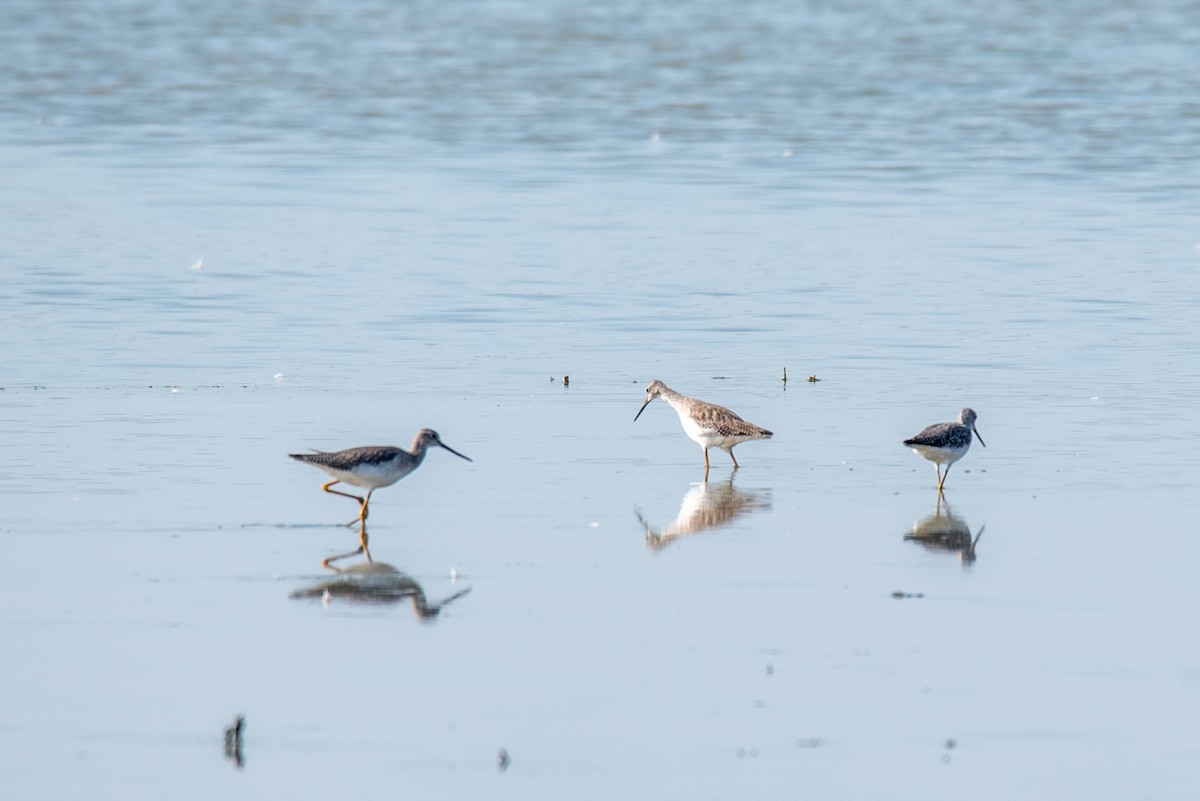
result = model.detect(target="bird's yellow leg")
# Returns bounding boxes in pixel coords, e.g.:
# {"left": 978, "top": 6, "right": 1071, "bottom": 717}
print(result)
{"left": 937, "top": 464, "right": 952, "bottom": 491}
{"left": 322, "top": 480, "right": 365, "bottom": 505}
{"left": 321, "top": 481, "right": 370, "bottom": 528}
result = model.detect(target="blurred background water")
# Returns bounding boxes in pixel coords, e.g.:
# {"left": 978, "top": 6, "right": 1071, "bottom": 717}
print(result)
{"left": 1, "top": 1, "right": 1199, "bottom": 799}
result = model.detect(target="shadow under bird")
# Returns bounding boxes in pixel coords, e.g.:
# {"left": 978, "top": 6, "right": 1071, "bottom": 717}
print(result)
{"left": 290, "top": 429, "right": 471, "bottom": 524}
{"left": 634, "top": 379, "right": 772, "bottom": 474}
{"left": 903, "top": 408, "right": 985, "bottom": 491}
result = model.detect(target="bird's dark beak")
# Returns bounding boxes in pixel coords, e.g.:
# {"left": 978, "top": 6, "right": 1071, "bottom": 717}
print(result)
{"left": 634, "top": 397, "right": 652, "bottom": 422}
{"left": 973, "top": 426, "right": 986, "bottom": 448}
{"left": 439, "top": 442, "right": 473, "bottom": 462}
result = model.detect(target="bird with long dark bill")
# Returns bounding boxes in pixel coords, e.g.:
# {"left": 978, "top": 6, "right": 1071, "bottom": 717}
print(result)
{"left": 290, "top": 428, "right": 471, "bottom": 524}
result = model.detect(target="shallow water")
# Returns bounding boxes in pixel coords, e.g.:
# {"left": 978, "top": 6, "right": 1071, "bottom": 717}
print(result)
{"left": 3, "top": 0, "right": 1200, "bottom": 798}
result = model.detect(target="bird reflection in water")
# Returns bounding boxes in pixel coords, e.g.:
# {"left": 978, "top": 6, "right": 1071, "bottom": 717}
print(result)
{"left": 904, "top": 493, "right": 984, "bottom": 566}
{"left": 291, "top": 528, "right": 471, "bottom": 620}
{"left": 637, "top": 477, "right": 771, "bottom": 550}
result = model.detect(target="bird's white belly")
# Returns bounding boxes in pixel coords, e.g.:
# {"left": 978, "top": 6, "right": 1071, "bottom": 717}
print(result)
{"left": 678, "top": 414, "right": 713, "bottom": 445}
{"left": 700, "top": 432, "right": 754, "bottom": 449}
{"left": 677, "top": 417, "right": 740, "bottom": 449}
{"left": 910, "top": 444, "right": 969, "bottom": 465}
{"left": 325, "top": 461, "right": 412, "bottom": 490}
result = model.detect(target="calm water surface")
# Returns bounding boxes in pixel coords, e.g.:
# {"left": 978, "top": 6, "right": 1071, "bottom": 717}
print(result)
{"left": 2, "top": 1, "right": 1199, "bottom": 799}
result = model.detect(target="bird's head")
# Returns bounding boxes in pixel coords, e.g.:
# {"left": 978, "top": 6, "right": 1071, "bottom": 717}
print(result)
{"left": 635, "top": 379, "right": 667, "bottom": 421}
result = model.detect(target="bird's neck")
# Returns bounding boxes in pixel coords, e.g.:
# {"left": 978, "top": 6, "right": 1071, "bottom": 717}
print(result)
{"left": 657, "top": 385, "right": 685, "bottom": 406}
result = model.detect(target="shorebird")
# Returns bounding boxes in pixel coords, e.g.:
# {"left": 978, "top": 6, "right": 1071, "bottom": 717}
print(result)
{"left": 290, "top": 429, "right": 471, "bottom": 524}
{"left": 903, "top": 408, "right": 985, "bottom": 491}
{"left": 634, "top": 379, "right": 773, "bottom": 474}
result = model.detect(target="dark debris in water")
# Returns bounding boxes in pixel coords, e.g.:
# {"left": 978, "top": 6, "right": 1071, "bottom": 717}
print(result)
{"left": 223, "top": 714, "right": 245, "bottom": 769}
{"left": 892, "top": 590, "right": 925, "bottom": 599}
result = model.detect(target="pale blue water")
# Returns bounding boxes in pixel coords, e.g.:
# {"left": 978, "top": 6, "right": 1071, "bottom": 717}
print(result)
{"left": 2, "top": 1, "right": 1199, "bottom": 799}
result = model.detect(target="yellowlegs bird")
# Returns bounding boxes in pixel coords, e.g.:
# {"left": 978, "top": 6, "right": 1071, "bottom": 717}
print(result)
{"left": 903, "top": 408, "right": 985, "bottom": 491}
{"left": 634, "top": 379, "right": 772, "bottom": 474}
{"left": 290, "top": 429, "right": 471, "bottom": 524}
